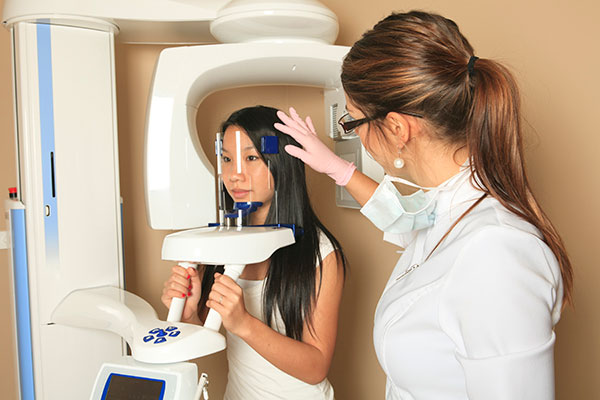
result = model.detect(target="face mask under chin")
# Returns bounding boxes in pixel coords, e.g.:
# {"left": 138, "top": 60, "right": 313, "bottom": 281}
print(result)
{"left": 360, "top": 167, "right": 470, "bottom": 234}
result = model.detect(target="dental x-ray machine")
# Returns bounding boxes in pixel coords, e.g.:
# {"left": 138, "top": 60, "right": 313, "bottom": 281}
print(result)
{"left": 2, "top": 0, "right": 383, "bottom": 399}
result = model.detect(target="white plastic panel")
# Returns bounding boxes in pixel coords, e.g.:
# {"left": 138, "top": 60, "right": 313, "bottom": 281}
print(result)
{"left": 52, "top": 287, "right": 227, "bottom": 363}
{"left": 0, "top": 230, "right": 9, "bottom": 249}
{"left": 39, "top": 324, "right": 123, "bottom": 399}
{"left": 210, "top": 0, "right": 338, "bottom": 44}
{"left": 2, "top": 0, "right": 229, "bottom": 45}
{"left": 33, "top": 20, "right": 124, "bottom": 329}
{"left": 2, "top": 0, "right": 225, "bottom": 21}
{"left": 324, "top": 87, "right": 346, "bottom": 140}
{"left": 145, "top": 42, "right": 350, "bottom": 230}
{"left": 90, "top": 357, "right": 197, "bottom": 400}
{"left": 335, "top": 137, "right": 385, "bottom": 209}
{"left": 11, "top": 21, "right": 124, "bottom": 399}
{"left": 3, "top": 0, "right": 339, "bottom": 45}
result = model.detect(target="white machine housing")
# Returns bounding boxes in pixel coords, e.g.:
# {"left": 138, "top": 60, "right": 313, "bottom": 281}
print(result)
{"left": 145, "top": 42, "right": 352, "bottom": 229}
{"left": 4, "top": 17, "right": 126, "bottom": 400}
{"left": 90, "top": 357, "right": 198, "bottom": 400}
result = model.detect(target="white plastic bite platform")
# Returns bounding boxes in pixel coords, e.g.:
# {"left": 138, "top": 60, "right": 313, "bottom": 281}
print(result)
{"left": 162, "top": 226, "right": 295, "bottom": 265}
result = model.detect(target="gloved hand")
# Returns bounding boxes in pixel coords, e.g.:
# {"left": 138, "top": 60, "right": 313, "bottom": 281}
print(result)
{"left": 274, "top": 107, "right": 356, "bottom": 186}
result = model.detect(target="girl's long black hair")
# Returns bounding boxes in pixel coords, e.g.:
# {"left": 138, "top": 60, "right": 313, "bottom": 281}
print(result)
{"left": 198, "top": 105, "right": 346, "bottom": 341}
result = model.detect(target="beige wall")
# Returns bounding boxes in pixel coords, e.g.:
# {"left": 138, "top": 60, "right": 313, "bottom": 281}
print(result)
{"left": 0, "top": 0, "right": 17, "bottom": 395}
{"left": 1, "top": 0, "right": 598, "bottom": 399}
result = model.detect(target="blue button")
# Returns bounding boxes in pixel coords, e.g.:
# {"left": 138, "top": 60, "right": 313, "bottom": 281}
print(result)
{"left": 168, "top": 331, "right": 180, "bottom": 337}
{"left": 149, "top": 328, "right": 161, "bottom": 334}
{"left": 156, "top": 330, "right": 167, "bottom": 337}
{"left": 154, "top": 337, "right": 167, "bottom": 344}
{"left": 143, "top": 335, "right": 154, "bottom": 343}
{"left": 165, "top": 326, "right": 178, "bottom": 332}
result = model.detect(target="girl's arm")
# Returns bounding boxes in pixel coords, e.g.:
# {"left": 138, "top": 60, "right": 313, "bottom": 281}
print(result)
{"left": 207, "top": 251, "right": 345, "bottom": 385}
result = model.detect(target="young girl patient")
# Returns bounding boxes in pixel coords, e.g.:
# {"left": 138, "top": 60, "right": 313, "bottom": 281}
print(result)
{"left": 161, "top": 105, "right": 346, "bottom": 399}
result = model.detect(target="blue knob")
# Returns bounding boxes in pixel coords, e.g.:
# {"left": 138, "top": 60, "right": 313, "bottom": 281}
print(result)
{"left": 143, "top": 335, "right": 154, "bottom": 343}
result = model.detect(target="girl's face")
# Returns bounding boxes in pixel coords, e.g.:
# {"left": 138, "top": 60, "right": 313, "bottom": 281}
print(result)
{"left": 221, "top": 126, "right": 275, "bottom": 216}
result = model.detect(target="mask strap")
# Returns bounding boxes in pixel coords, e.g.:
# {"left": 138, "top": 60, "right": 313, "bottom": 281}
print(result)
{"left": 385, "top": 166, "right": 471, "bottom": 192}
{"left": 385, "top": 174, "right": 437, "bottom": 191}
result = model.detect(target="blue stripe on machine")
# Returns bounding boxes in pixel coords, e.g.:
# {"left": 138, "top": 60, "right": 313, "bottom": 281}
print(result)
{"left": 36, "top": 22, "right": 59, "bottom": 262}
{"left": 11, "top": 208, "right": 35, "bottom": 400}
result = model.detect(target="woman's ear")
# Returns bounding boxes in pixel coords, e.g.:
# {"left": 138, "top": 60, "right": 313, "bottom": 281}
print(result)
{"left": 383, "top": 111, "right": 412, "bottom": 149}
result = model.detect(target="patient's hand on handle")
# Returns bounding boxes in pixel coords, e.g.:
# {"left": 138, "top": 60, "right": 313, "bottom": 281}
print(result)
{"left": 161, "top": 264, "right": 203, "bottom": 325}
{"left": 206, "top": 273, "right": 254, "bottom": 337}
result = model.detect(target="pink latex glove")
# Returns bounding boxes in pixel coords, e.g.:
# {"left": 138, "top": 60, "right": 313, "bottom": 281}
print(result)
{"left": 274, "top": 107, "right": 356, "bottom": 186}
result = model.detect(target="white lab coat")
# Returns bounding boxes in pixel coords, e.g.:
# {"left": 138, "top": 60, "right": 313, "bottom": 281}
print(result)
{"left": 372, "top": 170, "right": 563, "bottom": 400}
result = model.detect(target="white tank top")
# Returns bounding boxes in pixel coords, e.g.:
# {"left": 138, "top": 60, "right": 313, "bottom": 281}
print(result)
{"left": 224, "top": 233, "right": 336, "bottom": 400}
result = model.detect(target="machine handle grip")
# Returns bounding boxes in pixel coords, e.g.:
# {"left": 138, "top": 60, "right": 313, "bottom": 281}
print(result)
{"left": 203, "top": 264, "right": 245, "bottom": 331}
{"left": 166, "top": 262, "right": 197, "bottom": 322}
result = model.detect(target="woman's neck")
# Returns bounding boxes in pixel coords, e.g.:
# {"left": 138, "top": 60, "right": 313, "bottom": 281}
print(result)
{"left": 407, "top": 140, "right": 468, "bottom": 188}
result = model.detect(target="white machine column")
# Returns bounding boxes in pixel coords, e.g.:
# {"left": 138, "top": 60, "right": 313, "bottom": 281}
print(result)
{"left": 8, "top": 19, "right": 125, "bottom": 399}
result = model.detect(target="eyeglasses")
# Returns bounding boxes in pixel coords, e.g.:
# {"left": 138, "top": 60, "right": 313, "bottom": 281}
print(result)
{"left": 337, "top": 111, "right": 424, "bottom": 135}
{"left": 337, "top": 113, "right": 374, "bottom": 135}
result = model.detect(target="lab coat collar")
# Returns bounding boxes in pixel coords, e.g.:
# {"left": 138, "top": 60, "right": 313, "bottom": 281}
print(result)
{"left": 433, "top": 166, "right": 484, "bottom": 221}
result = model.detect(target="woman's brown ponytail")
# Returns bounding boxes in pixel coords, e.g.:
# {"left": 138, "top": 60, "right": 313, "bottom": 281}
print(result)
{"left": 342, "top": 10, "right": 573, "bottom": 305}
{"left": 467, "top": 58, "right": 573, "bottom": 305}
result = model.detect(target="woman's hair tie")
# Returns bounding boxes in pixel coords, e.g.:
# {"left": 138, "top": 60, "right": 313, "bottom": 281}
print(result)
{"left": 467, "top": 55, "right": 479, "bottom": 77}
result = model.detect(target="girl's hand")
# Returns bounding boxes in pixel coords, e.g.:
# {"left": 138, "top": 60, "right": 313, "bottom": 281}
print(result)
{"left": 207, "top": 273, "right": 253, "bottom": 337}
{"left": 274, "top": 107, "right": 356, "bottom": 186}
{"left": 161, "top": 264, "right": 202, "bottom": 323}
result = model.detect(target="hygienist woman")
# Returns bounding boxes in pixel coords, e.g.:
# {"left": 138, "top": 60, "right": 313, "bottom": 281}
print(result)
{"left": 275, "top": 10, "right": 572, "bottom": 400}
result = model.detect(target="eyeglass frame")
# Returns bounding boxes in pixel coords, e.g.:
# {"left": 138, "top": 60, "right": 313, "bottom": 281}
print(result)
{"left": 337, "top": 111, "right": 424, "bottom": 135}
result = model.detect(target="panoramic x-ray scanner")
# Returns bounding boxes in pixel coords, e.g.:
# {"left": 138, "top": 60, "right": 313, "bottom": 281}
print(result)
{"left": 1, "top": 1, "right": 381, "bottom": 399}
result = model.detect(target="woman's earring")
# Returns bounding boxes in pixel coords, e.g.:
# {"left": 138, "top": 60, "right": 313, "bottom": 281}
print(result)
{"left": 394, "top": 148, "right": 405, "bottom": 169}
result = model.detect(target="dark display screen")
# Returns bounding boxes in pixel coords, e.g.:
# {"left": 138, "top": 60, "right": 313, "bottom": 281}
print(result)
{"left": 102, "top": 373, "right": 166, "bottom": 400}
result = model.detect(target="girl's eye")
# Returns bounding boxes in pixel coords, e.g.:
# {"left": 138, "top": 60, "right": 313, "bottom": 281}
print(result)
{"left": 222, "top": 155, "right": 231, "bottom": 163}
{"left": 247, "top": 155, "right": 259, "bottom": 161}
